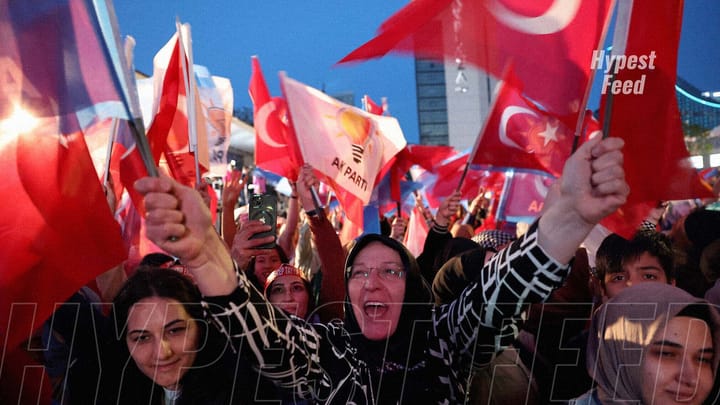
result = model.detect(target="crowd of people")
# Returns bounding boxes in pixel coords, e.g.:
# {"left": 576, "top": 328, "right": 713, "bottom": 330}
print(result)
{"left": 36, "top": 135, "right": 720, "bottom": 404}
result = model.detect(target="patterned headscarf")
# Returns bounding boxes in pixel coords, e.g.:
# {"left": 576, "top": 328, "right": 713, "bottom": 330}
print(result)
{"left": 472, "top": 229, "right": 516, "bottom": 250}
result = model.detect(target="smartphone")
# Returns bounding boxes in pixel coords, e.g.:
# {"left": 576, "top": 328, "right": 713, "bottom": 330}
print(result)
{"left": 249, "top": 193, "right": 277, "bottom": 249}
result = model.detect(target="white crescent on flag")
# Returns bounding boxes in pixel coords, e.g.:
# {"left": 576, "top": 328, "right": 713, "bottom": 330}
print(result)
{"left": 255, "top": 101, "right": 287, "bottom": 149}
{"left": 499, "top": 105, "right": 537, "bottom": 150}
{"left": 488, "top": 0, "right": 581, "bottom": 35}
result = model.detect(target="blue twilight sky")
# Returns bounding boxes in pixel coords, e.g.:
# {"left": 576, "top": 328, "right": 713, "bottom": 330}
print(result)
{"left": 114, "top": 1, "right": 720, "bottom": 144}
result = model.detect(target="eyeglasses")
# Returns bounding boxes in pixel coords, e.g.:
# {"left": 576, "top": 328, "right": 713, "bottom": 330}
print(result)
{"left": 349, "top": 264, "right": 405, "bottom": 281}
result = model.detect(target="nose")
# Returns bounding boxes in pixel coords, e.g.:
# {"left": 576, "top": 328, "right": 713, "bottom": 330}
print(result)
{"left": 362, "top": 270, "right": 382, "bottom": 290}
{"left": 282, "top": 289, "right": 294, "bottom": 302}
{"left": 677, "top": 355, "right": 701, "bottom": 388}
{"left": 155, "top": 337, "right": 173, "bottom": 361}
{"left": 626, "top": 273, "right": 643, "bottom": 288}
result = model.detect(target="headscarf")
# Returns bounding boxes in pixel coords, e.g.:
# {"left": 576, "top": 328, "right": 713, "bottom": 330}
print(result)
{"left": 342, "top": 234, "right": 434, "bottom": 400}
{"left": 586, "top": 283, "right": 720, "bottom": 404}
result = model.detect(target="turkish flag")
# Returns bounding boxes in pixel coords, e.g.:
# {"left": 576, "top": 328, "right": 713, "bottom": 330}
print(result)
{"left": 389, "top": 143, "right": 457, "bottom": 201}
{"left": 249, "top": 56, "right": 302, "bottom": 181}
{"left": 0, "top": 0, "right": 127, "bottom": 352}
{"left": 339, "top": 0, "right": 613, "bottom": 116}
{"left": 471, "top": 70, "right": 581, "bottom": 178}
{"left": 151, "top": 26, "right": 210, "bottom": 189}
{"left": 598, "top": 0, "right": 713, "bottom": 236}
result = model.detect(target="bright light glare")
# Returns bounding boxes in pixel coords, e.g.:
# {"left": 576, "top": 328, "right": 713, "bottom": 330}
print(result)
{"left": 1, "top": 105, "right": 39, "bottom": 134}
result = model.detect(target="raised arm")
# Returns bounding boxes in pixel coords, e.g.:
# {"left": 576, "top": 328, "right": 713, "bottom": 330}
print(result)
{"left": 135, "top": 175, "right": 329, "bottom": 395}
{"left": 297, "top": 164, "right": 346, "bottom": 321}
{"left": 136, "top": 175, "right": 236, "bottom": 296}
{"left": 221, "top": 169, "right": 245, "bottom": 247}
{"left": 435, "top": 136, "right": 628, "bottom": 353}
{"left": 537, "top": 135, "right": 628, "bottom": 263}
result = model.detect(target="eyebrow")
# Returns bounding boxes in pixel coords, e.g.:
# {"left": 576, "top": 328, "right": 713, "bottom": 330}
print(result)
{"left": 353, "top": 261, "right": 403, "bottom": 267}
{"left": 650, "top": 340, "right": 714, "bottom": 354}
{"left": 127, "top": 319, "right": 186, "bottom": 336}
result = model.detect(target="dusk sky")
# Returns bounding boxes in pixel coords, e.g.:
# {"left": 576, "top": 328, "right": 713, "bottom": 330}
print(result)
{"left": 114, "top": 1, "right": 720, "bottom": 144}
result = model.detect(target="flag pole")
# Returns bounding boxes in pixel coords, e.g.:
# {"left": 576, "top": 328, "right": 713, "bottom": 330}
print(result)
{"left": 571, "top": 0, "right": 618, "bottom": 152}
{"left": 93, "top": 0, "right": 157, "bottom": 176}
{"left": 600, "top": 59, "right": 617, "bottom": 139}
{"left": 103, "top": 117, "right": 120, "bottom": 186}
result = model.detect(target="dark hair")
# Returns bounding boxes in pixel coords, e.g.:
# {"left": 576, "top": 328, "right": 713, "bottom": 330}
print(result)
{"left": 101, "top": 267, "right": 238, "bottom": 404}
{"left": 701, "top": 239, "right": 720, "bottom": 282}
{"left": 431, "top": 237, "right": 481, "bottom": 274}
{"left": 139, "top": 252, "right": 178, "bottom": 267}
{"left": 595, "top": 233, "right": 627, "bottom": 287}
{"left": 246, "top": 244, "right": 289, "bottom": 290}
{"left": 622, "top": 231, "right": 675, "bottom": 281}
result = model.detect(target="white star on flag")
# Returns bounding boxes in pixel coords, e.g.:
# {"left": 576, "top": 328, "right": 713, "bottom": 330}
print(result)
{"left": 537, "top": 120, "right": 559, "bottom": 147}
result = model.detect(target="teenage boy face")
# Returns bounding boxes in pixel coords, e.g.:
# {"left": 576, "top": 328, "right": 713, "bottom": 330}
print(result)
{"left": 603, "top": 252, "right": 673, "bottom": 300}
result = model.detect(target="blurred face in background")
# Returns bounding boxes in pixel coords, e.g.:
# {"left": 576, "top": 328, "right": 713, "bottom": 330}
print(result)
{"left": 268, "top": 274, "right": 310, "bottom": 319}
{"left": 254, "top": 250, "right": 282, "bottom": 286}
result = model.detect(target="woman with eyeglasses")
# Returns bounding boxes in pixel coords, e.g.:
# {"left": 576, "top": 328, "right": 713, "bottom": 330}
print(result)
{"left": 137, "top": 136, "right": 629, "bottom": 403}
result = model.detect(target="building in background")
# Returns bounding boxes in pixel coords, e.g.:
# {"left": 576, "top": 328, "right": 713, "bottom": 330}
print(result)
{"left": 415, "top": 59, "right": 496, "bottom": 151}
{"left": 676, "top": 76, "right": 720, "bottom": 168}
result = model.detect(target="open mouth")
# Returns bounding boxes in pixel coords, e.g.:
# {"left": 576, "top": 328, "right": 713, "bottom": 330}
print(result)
{"left": 364, "top": 301, "right": 388, "bottom": 318}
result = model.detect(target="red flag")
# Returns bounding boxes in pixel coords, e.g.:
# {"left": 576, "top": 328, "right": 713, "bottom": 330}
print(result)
{"left": 146, "top": 26, "right": 209, "bottom": 189}
{"left": 471, "top": 69, "right": 583, "bottom": 178}
{"left": 403, "top": 206, "right": 430, "bottom": 257}
{"left": 598, "top": 0, "right": 713, "bottom": 236}
{"left": 411, "top": 152, "right": 468, "bottom": 208}
{"left": 362, "top": 94, "right": 385, "bottom": 115}
{"left": 497, "top": 171, "right": 554, "bottom": 223}
{"left": 280, "top": 74, "right": 406, "bottom": 226}
{"left": 110, "top": 119, "right": 148, "bottom": 213}
{"left": 339, "top": 0, "right": 613, "bottom": 116}
{"left": 390, "top": 144, "right": 458, "bottom": 200}
{"left": 249, "top": 56, "right": 302, "bottom": 181}
{"left": 0, "top": 0, "right": 127, "bottom": 353}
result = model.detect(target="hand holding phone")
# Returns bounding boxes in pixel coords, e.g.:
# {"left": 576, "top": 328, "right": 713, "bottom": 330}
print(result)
{"left": 248, "top": 193, "right": 277, "bottom": 249}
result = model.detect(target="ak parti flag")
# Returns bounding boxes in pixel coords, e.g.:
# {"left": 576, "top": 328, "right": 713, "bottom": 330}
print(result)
{"left": 280, "top": 74, "right": 406, "bottom": 226}
{"left": 598, "top": 0, "right": 712, "bottom": 237}
{"left": 250, "top": 56, "right": 302, "bottom": 181}
{"left": 339, "top": 0, "right": 613, "bottom": 116}
{"left": 471, "top": 69, "right": 584, "bottom": 178}
{"left": 497, "top": 171, "right": 554, "bottom": 224}
{"left": 0, "top": 0, "right": 126, "bottom": 358}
